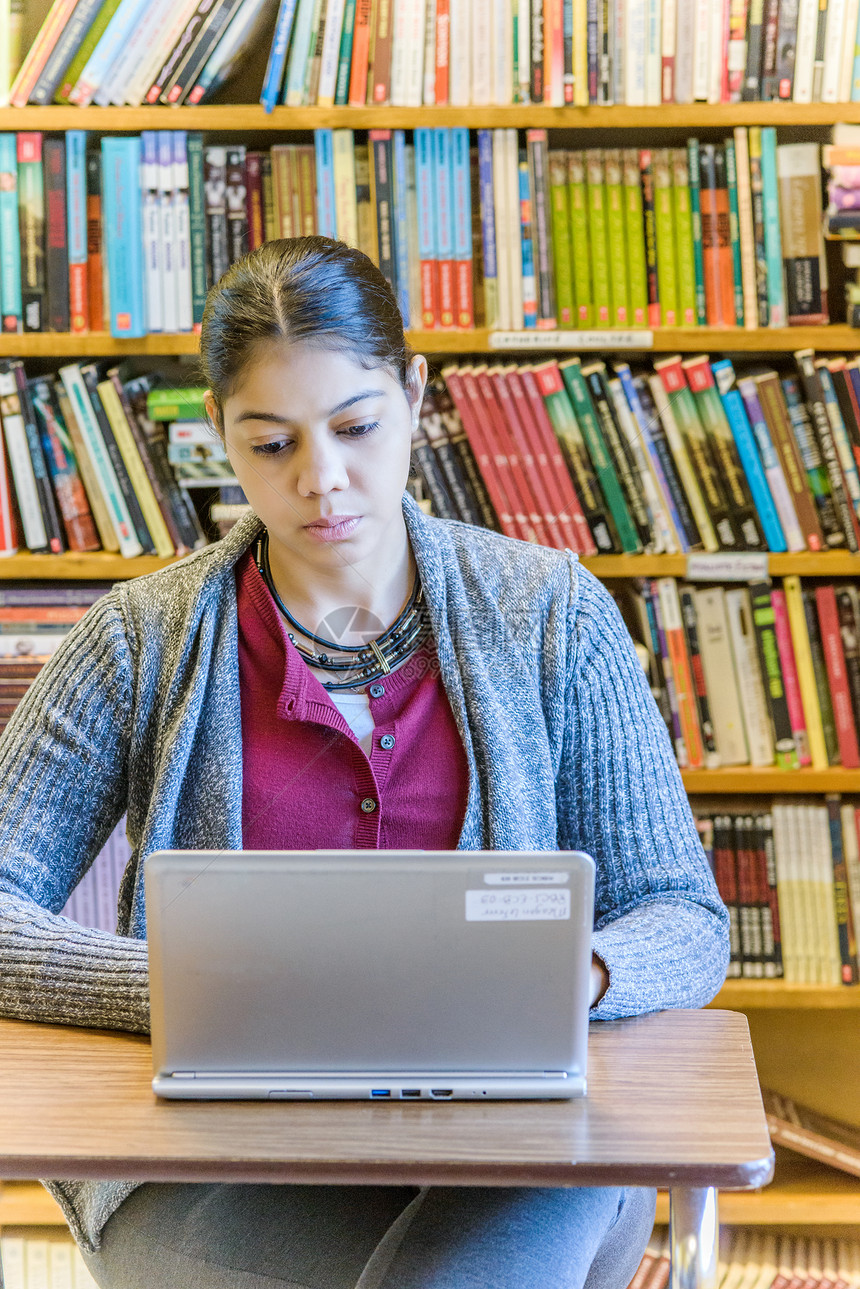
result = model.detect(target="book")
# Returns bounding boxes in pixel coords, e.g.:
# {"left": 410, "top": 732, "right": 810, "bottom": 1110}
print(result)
{"left": 725, "top": 585, "right": 775, "bottom": 765}
{"left": 17, "top": 132, "right": 46, "bottom": 333}
{"left": 28, "top": 376, "right": 100, "bottom": 552}
{"left": 0, "top": 359, "right": 49, "bottom": 551}
{"left": 776, "top": 142, "right": 829, "bottom": 324}
{"left": 749, "top": 580, "right": 800, "bottom": 770}
{"left": 100, "top": 136, "right": 146, "bottom": 337}
{"left": 693, "top": 586, "right": 750, "bottom": 764}
{"left": 816, "top": 582, "right": 860, "bottom": 769}
{"left": 0, "top": 132, "right": 22, "bottom": 333}
{"left": 762, "top": 1088, "right": 860, "bottom": 1175}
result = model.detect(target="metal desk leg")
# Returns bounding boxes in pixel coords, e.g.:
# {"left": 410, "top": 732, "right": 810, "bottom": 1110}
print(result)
{"left": 669, "top": 1187, "right": 719, "bottom": 1289}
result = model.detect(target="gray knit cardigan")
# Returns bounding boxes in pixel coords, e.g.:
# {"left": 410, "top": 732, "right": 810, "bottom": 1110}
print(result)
{"left": 0, "top": 494, "right": 728, "bottom": 1251}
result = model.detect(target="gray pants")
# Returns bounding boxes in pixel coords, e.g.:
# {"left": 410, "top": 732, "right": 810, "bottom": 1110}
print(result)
{"left": 82, "top": 1182, "right": 657, "bottom": 1289}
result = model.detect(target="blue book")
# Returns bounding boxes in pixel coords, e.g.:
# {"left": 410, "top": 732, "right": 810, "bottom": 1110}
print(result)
{"left": 0, "top": 135, "right": 22, "bottom": 333}
{"left": 334, "top": 0, "right": 357, "bottom": 104}
{"left": 414, "top": 128, "right": 436, "bottom": 329}
{"left": 101, "top": 136, "right": 146, "bottom": 338}
{"left": 282, "top": 0, "right": 317, "bottom": 106}
{"left": 433, "top": 129, "right": 455, "bottom": 329}
{"left": 711, "top": 359, "right": 786, "bottom": 552}
{"left": 476, "top": 130, "right": 498, "bottom": 330}
{"left": 391, "top": 129, "right": 411, "bottom": 329}
{"left": 313, "top": 130, "right": 337, "bottom": 238}
{"left": 261, "top": 0, "right": 299, "bottom": 111}
{"left": 759, "top": 127, "right": 786, "bottom": 327}
{"left": 73, "top": 0, "right": 150, "bottom": 104}
{"left": 451, "top": 127, "right": 472, "bottom": 330}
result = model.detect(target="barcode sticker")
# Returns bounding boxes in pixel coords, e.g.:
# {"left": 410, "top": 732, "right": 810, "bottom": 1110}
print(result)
{"left": 465, "top": 889, "right": 571, "bottom": 921}
{"left": 483, "top": 872, "right": 570, "bottom": 885}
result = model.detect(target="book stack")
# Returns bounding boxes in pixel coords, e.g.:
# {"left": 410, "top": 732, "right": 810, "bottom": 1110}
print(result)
{"left": 424, "top": 352, "right": 860, "bottom": 557}
{"left": 822, "top": 124, "right": 860, "bottom": 325}
{"left": 630, "top": 1233, "right": 860, "bottom": 1289}
{"left": 3, "top": 0, "right": 274, "bottom": 108}
{"left": 147, "top": 386, "right": 238, "bottom": 487}
{"left": 0, "top": 1230, "right": 98, "bottom": 1287}
{"left": 694, "top": 797, "right": 860, "bottom": 983}
{"left": 0, "top": 126, "right": 830, "bottom": 340}
{"left": 0, "top": 361, "right": 206, "bottom": 558}
{"left": 259, "top": 0, "right": 860, "bottom": 108}
{"left": 619, "top": 576, "right": 860, "bottom": 774}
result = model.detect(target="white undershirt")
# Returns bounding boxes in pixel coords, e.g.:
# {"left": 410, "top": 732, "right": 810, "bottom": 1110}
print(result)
{"left": 325, "top": 689, "right": 374, "bottom": 754}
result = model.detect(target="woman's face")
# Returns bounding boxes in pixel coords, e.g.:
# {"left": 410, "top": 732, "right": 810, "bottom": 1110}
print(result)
{"left": 207, "top": 341, "right": 425, "bottom": 577}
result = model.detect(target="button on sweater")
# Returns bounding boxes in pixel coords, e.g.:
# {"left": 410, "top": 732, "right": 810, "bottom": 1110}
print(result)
{"left": 0, "top": 494, "right": 729, "bottom": 1251}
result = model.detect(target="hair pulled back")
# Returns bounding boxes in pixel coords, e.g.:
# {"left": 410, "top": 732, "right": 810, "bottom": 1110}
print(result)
{"left": 200, "top": 237, "right": 416, "bottom": 425}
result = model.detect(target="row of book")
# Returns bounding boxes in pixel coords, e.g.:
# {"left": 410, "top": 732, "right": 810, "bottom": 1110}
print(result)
{"left": 0, "top": 361, "right": 207, "bottom": 559}
{"left": 0, "top": 1232, "right": 97, "bottom": 1289}
{"left": 632, "top": 1233, "right": 860, "bottom": 1289}
{"left": 4, "top": 0, "right": 272, "bottom": 107}
{"left": 418, "top": 354, "right": 860, "bottom": 558}
{"left": 694, "top": 798, "right": 860, "bottom": 984}
{"left": 617, "top": 576, "right": 860, "bottom": 773}
{"left": 0, "top": 124, "right": 833, "bottom": 340}
{"left": 261, "top": 0, "right": 860, "bottom": 109}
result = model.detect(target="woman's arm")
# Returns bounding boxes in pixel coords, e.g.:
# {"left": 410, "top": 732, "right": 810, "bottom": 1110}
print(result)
{"left": 0, "top": 593, "right": 149, "bottom": 1033}
{"left": 556, "top": 563, "right": 730, "bottom": 1020}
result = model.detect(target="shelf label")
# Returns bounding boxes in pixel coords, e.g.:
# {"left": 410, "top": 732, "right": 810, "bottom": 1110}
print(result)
{"left": 489, "top": 330, "right": 654, "bottom": 350}
{"left": 685, "top": 552, "right": 770, "bottom": 582}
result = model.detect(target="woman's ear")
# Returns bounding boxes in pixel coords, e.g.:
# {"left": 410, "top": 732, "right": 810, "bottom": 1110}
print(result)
{"left": 406, "top": 355, "right": 428, "bottom": 425}
{"left": 203, "top": 391, "right": 223, "bottom": 439}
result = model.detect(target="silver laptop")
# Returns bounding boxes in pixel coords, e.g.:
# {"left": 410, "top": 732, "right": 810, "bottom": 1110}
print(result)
{"left": 145, "top": 849, "right": 595, "bottom": 1101}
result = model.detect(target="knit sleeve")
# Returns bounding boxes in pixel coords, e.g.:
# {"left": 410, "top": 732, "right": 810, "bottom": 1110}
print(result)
{"left": 555, "top": 562, "right": 730, "bottom": 1021}
{"left": 0, "top": 592, "right": 149, "bottom": 1034}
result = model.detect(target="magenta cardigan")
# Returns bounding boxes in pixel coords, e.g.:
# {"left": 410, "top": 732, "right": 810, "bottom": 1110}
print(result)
{"left": 236, "top": 550, "right": 470, "bottom": 850}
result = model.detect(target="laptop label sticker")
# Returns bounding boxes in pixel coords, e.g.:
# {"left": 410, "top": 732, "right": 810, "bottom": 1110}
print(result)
{"left": 465, "top": 890, "right": 571, "bottom": 921}
{"left": 483, "top": 872, "right": 570, "bottom": 885}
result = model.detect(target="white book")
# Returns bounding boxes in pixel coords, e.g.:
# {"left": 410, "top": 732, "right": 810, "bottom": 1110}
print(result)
{"left": 58, "top": 364, "right": 143, "bottom": 559}
{"left": 422, "top": 0, "right": 437, "bottom": 103}
{"left": 122, "top": 0, "right": 201, "bottom": 104}
{"left": 613, "top": 0, "right": 627, "bottom": 103}
{"left": 812, "top": 801, "right": 844, "bottom": 982}
{"left": 492, "top": 129, "right": 511, "bottom": 330}
{"left": 100, "top": 0, "right": 176, "bottom": 105}
{"left": 0, "top": 367, "right": 48, "bottom": 551}
{"left": 158, "top": 131, "right": 179, "bottom": 334}
{"left": 771, "top": 801, "right": 801, "bottom": 980}
{"left": 172, "top": 132, "right": 193, "bottom": 334}
{"left": 795, "top": 802, "right": 819, "bottom": 981}
{"left": 625, "top": 0, "right": 647, "bottom": 104}
{"left": 493, "top": 0, "right": 514, "bottom": 104}
{"left": 471, "top": 0, "right": 492, "bottom": 104}
{"left": 673, "top": 0, "right": 695, "bottom": 100}
{"left": 0, "top": 1236, "right": 26, "bottom": 1289}
{"left": 645, "top": 0, "right": 662, "bottom": 102}
{"left": 504, "top": 128, "right": 523, "bottom": 329}
{"left": 25, "top": 1238, "right": 50, "bottom": 1289}
{"left": 822, "top": 0, "right": 849, "bottom": 100}
{"left": 317, "top": 0, "right": 347, "bottom": 104}
{"left": 448, "top": 0, "right": 471, "bottom": 104}
{"left": 284, "top": 0, "right": 318, "bottom": 105}
{"left": 724, "top": 587, "right": 775, "bottom": 766}
{"left": 793, "top": 0, "right": 819, "bottom": 99}
{"left": 403, "top": 0, "right": 428, "bottom": 106}
{"left": 140, "top": 133, "right": 163, "bottom": 334}
{"left": 707, "top": 0, "right": 726, "bottom": 101}
{"left": 840, "top": 0, "right": 860, "bottom": 97}
{"left": 518, "top": 0, "right": 531, "bottom": 101}
{"left": 692, "top": 0, "right": 710, "bottom": 98}
{"left": 693, "top": 587, "right": 750, "bottom": 764}
{"left": 841, "top": 801, "right": 860, "bottom": 952}
{"left": 70, "top": 0, "right": 149, "bottom": 105}
{"left": 332, "top": 128, "right": 358, "bottom": 247}
{"left": 608, "top": 377, "right": 676, "bottom": 552}
{"left": 646, "top": 375, "right": 720, "bottom": 551}
{"left": 661, "top": 0, "right": 676, "bottom": 100}
{"left": 49, "top": 1239, "right": 75, "bottom": 1289}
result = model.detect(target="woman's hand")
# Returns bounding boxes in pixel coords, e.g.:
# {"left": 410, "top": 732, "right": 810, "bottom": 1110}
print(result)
{"left": 590, "top": 954, "right": 609, "bottom": 1006}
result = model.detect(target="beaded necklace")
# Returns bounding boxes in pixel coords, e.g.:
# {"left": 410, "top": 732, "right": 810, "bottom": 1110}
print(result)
{"left": 255, "top": 532, "right": 430, "bottom": 692}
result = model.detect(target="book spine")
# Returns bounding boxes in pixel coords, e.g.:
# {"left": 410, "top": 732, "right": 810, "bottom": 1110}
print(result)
{"left": 568, "top": 150, "right": 592, "bottom": 326}
{"left": 84, "top": 150, "right": 104, "bottom": 332}
{"left": 10, "top": 361, "right": 64, "bottom": 552}
{"left": 733, "top": 127, "right": 759, "bottom": 330}
{"left": 755, "top": 369, "right": 827, "bottom": 551}
{"left": 261, "top": 0, "right": 299, "bottom": 110}
{"left": 778, "top": 142, "right": 828, "bottom": 324}
{"left": 803, "top": 584, "right": 842, "bottom": 764}
{"left": 657, "top": 577, "right": 706, "bottom": 768}
{"left": 0, "top": 134, "right": 22, "bottom": 334}
{"left": 671, "top": 148, "right": 697, "bottom": 327}
{"left": 415, "top": 128, "right": 438, "bottom": 329}
{"left": 10, "top": 0, "right": 80, "bottom": 105}
{"left": 795, "top": 348, "right": 859, "bottom": 553}
{"left": 97, "top": 377, "right": 174, "bottom": 557}
{"left": 760, "top": 126, "right": 787, "bottom": 328}
{"left": 679, "top": 585, "right": 720, "bottom": 764}
{"left": 17, "top": 133, "right": 46, "bottom": 333}
{"left": 583, "top": 361, "right": 652, "bottom": 547}
{"left": 171, "top": 132, "right": 193, "bottom": 333}
{"left": 619, "top": 364, "right": 693, "bottom": 547}
{"left": 816, "top": 362, "right": 860, "bottom": 544}
{"left": 0, "top": 362, "right": 49, "bottom": 551}
{"left": 43, "top": 136, "right": 70, "bottom": 333}
{"left": 783, "top": 573, "right": 829, "bottom": 768}
{"left": 816, "top": 582, "right": 860, "bottom": 768}
{"left": 140, "top": 131, "right": 162, "bottom": 335}
{"left": 474, "top": 363, "right": 540, "bottom": 541}
{"left": 713, "top": 144, "right": 738, "bottom": 326}
{"left": 29, "top": 0, "right": 105, "bottom": 105}
{"left": 80, "top": 364, "right": 154, "bottom": 553}
{"left": 604, "top": 147, "right": 628, "bottom": 326}
{"left": 646, "top": 371, "right": 719, "bottom": 550}
{"left": 489, "top": 366, "right": 561, "bottom": 544}
{"left": 711, "top": 359, "right": 789, "bottom": 551}
{"left": 586, "top": 149, "right": 611, "bottom": 326}
{"left": 57, "top": 0, "right": 124, "bottom": 103}
{"left": 475, "top": 131, "right": 498, "bottom": 330}
{"left": 724, "top": 139, "right": 745, "bottom": 325}
{"left": 28, "top": 376, "right": 99, "bottom": 551}
{"left": 65, "top": 130, "right": 88, "bottom": 334}
{"left": 516, "top": 363, "right": 597, "bottom": 552}
{"left": 203, "top": 145, "right": 230, "bottom": 289}
{"left": 186, "top": 133, "right": 208, "bottom": 329}
{"left": 749, "top": 579, "right": 801, "bottom": 769}
{"left": 622, "top": 148, "right": 648, "bottom": 327}
{"left": 224, "top": 145, "right": 248, "bottom": 270}
{"left": 442, "top": 365, "right": 519, "bottom": 539}
{"left": 527, "top": 128, "right": 557, "bottom": 327}
{"left": 72, "top": 0, "right": 150, "bottom": 105}
{"left": 652, "top": 148, "right": 678, "bottom": 326}
{"left": 148, "top": 0, "right": 226, "bottom": 103}
{"left": 686, "top": 137, "right": 708, "bottom": 325}
{"left": 548, "top": 151, "right": 574, "bottom": 326}
{"left": 433, "top": 128, "right": 456, "bottom": 328}
{"left": 639, "top": 148, "right": 660, "bottom": 327}
{"left": 101, "top": 136, "right": 146, "bottom": 337}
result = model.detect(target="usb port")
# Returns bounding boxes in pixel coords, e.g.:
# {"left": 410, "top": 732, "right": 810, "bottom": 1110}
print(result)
{"left": 430, "top": 1089, "right": 453, "bottom": 1098}
{"left": 400, "top": 1089, "right": 421, "bottom": 1098}
{"left": 370, "top": 1089, "right": 391, "bottom": 1097}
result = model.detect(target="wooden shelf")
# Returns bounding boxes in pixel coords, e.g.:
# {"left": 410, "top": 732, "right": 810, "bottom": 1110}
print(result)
{"left": 3, "top": 326, "right": 860, "bottom": 358}
{"left": 710, "top": 982, "right": 860, "bottom": 1009}
{"left": 0, "top": 1182, "right": 64, "bottom": 1226}
{"left": 5, "top": 104, "right": 860, "bottom": 130}
{"left": 654, "top": 1153, "right": 860, "bottom": 1224}
{"left": 682, "top": 767, "right": 860, "bottom": 793}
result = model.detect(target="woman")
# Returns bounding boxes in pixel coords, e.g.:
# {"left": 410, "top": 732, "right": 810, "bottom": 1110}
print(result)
{"left": 0, "top": 237, "right": 728, "bottom": 1289}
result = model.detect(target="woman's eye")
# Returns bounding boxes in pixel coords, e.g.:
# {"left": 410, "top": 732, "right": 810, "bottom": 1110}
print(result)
{"left": 339, "top": 421, "right": 380, "bottom": 438}
{"left": 249, "top": 440, "right": 290, "bottom": 457}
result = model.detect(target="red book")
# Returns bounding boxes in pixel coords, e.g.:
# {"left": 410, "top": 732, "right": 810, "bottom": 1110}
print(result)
{"left": 244, "top": 152, "right": 265, "bottom": 252}
{"left": 434, "top": 0, "right": 450, "bottom": 103}
{"left": 442, "top": 365, "right": 520, "bottom": 541}
{"left": 369, "top": 0, "right": 393, "bottom": 103}
{"left": 0, "top": 429, "right": 19, "bottom": 555}
{"left": 713, "top": 145, "right": 737, "bottom": 325}
{"left": 348, "top": 0, "right": 375, "bottom": 105}
{"left": 816, "top": 584, "right": 860, "bottom": 769}
{"left": 85, "top": 152, "right": 104, "bottom": 333}
{"left": 474, "top": 365, "right": 541, "bottom": 543}
{"left": 489, "top": 366, "right": 563, "bottom": 548}
{"left": 43, "top": 137, "right": 69, "bottom": 334}
{"left": 517, "top": 363, "right": 598, "bottom": 555}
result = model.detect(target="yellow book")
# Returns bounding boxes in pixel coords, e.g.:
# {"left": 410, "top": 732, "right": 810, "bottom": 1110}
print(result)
{"left": 97, "top": 380, "right": 175, "bottom": 559}
{"left": 573, "top": 0, "right": 588, "bottom": 105}
{"left": 782, "top": 575, "right": 829, "bottom": 770}
{"left": 332, "top": 128, "right": 359, "bottom": 248}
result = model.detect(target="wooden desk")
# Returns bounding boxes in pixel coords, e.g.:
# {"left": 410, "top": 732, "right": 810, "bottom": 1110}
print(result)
{"left": 0, "top": 1009, "right": 773, "bottom": 1289}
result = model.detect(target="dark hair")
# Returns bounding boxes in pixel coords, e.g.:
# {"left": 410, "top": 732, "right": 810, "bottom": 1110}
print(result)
{"left": 200, "top": 237, "right": 416, "bottom": 426}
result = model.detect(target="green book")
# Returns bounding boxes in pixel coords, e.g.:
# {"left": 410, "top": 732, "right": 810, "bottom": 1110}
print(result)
{"left": 724, "top": 138, "right": 746, "bottom": 326}
{"left": 187, "top": 133, "right": 208, "bottom": 327}
{"left": 622, "top": 148, "right": 648, "bottom": 328}
{"left": 559, "top": 356, "right": 641, "bottom": 552}
{"left": 653, "top": 148, "right": 678, "bottom": 328}
{"left": 567, "top": 150, "right": 593, "bottom": 327}
{"left": 687, "top": 138, "right": 708, "bottom": 327}
{"left": 585, "top": 149, "right": 612, "bottom": 327}
{"left": 671, "top": 149, "right": 697, "bottom": 328}
{"left": 54, "top": 0, "right": 123, "bottom": 103}
{"left": 147, "top": 388, "right": 208, "bottom": 421}
{"left": 548, "top": 150, "right": 575, "bottom": 327}
{"left": 604, "top": 148, "right": 629, "bottom": 327}
{"left": 334, "top": 0, "right": 358, "bottom": 104}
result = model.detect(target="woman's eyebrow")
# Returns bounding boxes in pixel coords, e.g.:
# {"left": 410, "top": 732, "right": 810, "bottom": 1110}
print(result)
{"left": 234, "top": 390, "right": 388, "bottom": 425}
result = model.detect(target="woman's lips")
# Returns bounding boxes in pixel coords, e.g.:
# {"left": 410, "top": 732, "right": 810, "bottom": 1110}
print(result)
{"left": 302, "top": 516, "right": 362, "bottom": 542}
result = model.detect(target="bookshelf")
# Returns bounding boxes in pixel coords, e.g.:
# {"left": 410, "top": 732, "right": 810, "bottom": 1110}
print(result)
{"left": 1, "top": 14, "right": 858, "bottom": 1255}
